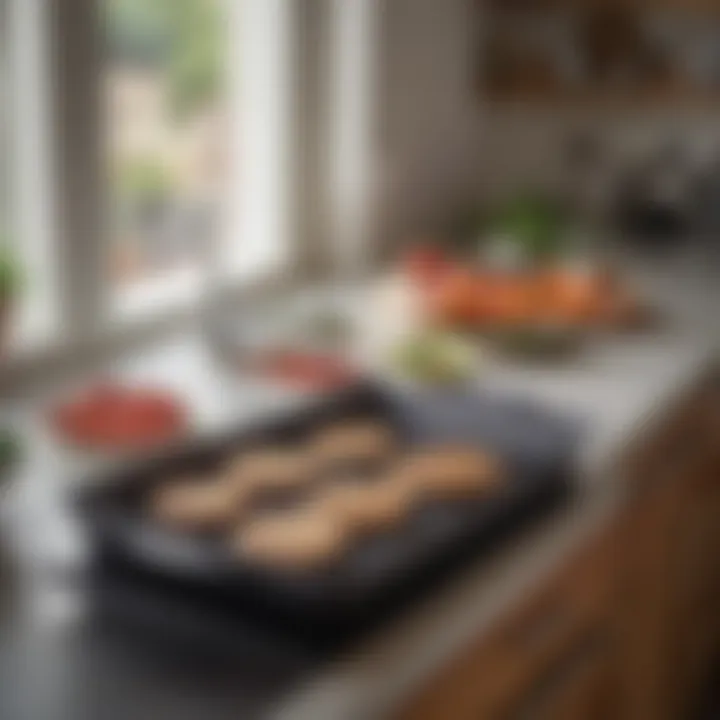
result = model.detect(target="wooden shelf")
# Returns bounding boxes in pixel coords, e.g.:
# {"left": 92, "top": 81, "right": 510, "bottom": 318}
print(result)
{"left": 482, "top": 0, "right": 720, "bottom": 110}
{"left": 484, "top": 86, "right": 720, "bottom": 111}
{"left": 488, "top": 0, "right": 720, "bottom": 11}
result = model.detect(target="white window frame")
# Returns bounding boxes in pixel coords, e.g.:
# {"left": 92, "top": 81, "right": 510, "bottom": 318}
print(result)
{"left": 4, "top": 0, "right": 58, "bottom": 352}
{"left": 60, "top": 0, "right": 310, "bottom": 332}
{"left": 0, "top": 0, "right": 372, "bottom": 391}
{"left": 48, "top": 0, "right": 297, "bottom": 342}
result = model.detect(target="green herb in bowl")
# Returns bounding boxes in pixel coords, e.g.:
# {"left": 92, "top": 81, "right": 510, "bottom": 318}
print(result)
{"left": 485, "top": 193, "right": 570, "bottom": 264}
{"left": 391, "top": 331, "right": 478, "bottom": 386}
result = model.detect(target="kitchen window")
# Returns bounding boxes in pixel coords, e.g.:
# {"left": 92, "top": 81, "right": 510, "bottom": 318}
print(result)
{"left": 0, "top": 1, "right": 9, "bottom": 274}
{"left": 104, "top": 0, "right": 227, "bottom": 315}
{"left": 0, "top": 0, "right": 373, "bottom": 383}
{"left": 2, "top": 0, "right": 58, "bottom": 351}
{"left": 1, "top": 0, "right": 296, "bottom": 373}
{"left": 103, "top": 0, "right": 293, "bottom": 318}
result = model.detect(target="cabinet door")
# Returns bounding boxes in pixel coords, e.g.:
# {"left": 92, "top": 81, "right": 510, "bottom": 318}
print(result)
{"left": 668, "top": 469, "right": 720, "bottom": 717}
{"left": 617, "top": 436, "right": 720, "bottom": 720}
{"left": 615, "top": 477, "right": 685, "bottom": 720}
{"left": 396, "top": 528, "right": 616, "bottom": 720}
{"left": 506, "top": 638, "right": 613, "bottom": 720}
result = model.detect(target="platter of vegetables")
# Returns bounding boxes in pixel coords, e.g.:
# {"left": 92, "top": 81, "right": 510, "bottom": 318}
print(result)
{"left": 399, "top": 194, "right": 652, "bottom": 360}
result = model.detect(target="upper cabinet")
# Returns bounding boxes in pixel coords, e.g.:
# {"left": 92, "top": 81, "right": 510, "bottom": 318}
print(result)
{"left": 482, "top": 0, "right": 720, "bottom": 108}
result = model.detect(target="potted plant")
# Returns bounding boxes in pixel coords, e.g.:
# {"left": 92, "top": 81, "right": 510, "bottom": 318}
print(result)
{"left": 0, "top": 428, "right": 21, "bottom": 493}
{"left": 0, "top": 244, "right": 23, "bottom": 353}
{"left": 484, "top": 193, "right": 572, "bottom": 268}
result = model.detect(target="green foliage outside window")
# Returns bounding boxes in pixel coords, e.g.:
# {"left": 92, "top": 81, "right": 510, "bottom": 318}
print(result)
{"left": 107, "top": 0, "right": 224, "bottom": 119}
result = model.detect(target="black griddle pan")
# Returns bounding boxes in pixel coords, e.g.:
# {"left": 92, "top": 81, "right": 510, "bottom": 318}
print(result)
{"left": 77, "top": 382, "right": 579, "bottom": 651}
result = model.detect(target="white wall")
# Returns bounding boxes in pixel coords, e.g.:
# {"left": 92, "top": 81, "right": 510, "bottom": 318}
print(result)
{"left": 371, "top": 0, "right": 720, "bottom": 239}
{"left": 375, "top": 0, "right": 484, "bottom": 249}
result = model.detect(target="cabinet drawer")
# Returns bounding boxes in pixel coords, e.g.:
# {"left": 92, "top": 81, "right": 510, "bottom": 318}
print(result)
{"left": 396, "top": 529, "right": 615, "bottom": 720}
{"left": 505, "top": 636, "right": 612, "bottom": 720}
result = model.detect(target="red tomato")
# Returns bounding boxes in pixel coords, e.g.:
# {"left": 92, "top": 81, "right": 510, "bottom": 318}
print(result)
{"left": 402, "top": 246, "right": 452, "bottom": 289}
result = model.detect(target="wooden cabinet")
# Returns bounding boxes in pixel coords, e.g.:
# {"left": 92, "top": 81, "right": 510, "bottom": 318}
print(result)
{"left": 664, "top": 459, "right": 720, "bottom": 717}
{"left": 484, "top": 0, "right": 720, "bottom": 109}
{"left": 614, "top": 476, "right": 688, "bottom": 720}
{"left": 504, "top": 638, "right": 612, "bottom": 720}
{"left": 616, "top": 385, "right": 720, "bottom": 720}
{"left": 396, "top": 529, "right": 617, "bottom": 720}
{"left": 397, "top": 378, "right": 720, "bottom": 720}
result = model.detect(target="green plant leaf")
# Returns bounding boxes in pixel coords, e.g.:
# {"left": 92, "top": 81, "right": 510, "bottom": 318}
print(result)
{"left": 0, "top": 428, "right": 22, "bottom": 471}
{"left": 487, "top": 193, "right": 570, "bottom": 262}
{"left": 0, "top": 244, "right": 24, "bottom": 297}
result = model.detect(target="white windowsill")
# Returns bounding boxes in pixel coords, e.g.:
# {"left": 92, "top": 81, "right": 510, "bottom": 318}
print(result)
{"left": 112, "top": 266, "right": 205, "bottom": 319}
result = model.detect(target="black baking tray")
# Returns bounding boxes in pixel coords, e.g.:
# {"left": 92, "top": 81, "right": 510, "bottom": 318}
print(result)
{"left": 76, "top": 382, "right": 579, "bottom": 652}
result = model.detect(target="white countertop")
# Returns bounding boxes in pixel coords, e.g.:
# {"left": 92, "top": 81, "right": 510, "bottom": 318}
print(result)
{"left": 271, "top": 248, "right": 720, "bottom": 720}
{"left": 2, "top": 247, "right": 719, "bottom": 720}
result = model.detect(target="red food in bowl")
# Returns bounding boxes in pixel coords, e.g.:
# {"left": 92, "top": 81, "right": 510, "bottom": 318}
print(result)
{"left": 50, "top": 383, "right": 187, "bottom": 451}
{"left": 402, "top": 246, "right": 452, "bottom": 289}
{"left": 259, "top": 351, "right": 359, "bottom": 390}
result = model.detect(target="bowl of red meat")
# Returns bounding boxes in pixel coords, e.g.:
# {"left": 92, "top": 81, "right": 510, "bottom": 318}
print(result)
{"left": 49, "top": 382, "right": 189, "bottom": 453}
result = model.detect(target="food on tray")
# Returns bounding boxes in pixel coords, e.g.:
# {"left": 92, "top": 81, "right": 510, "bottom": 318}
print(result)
{"left": 532, "top": 267, "right": 610, "bottom": 324}
{"left": 401, "top": 245, "right": 452, "bottom": 289}
{"left": 427, "top": 268, "right": 482, "bottom": 326}
{"left": 151, "top": 477, "right": 237, "bottom": 530}
{"left": 312, "top": 420, "right": 395, "bottom": 469}
{"left": 227, "top": 448, "right": 316, "bottom": 493}
{"left": 139, "top": 386, "right": 509, "bottom": 573}
{"left": 427, "top": 268, "right": 609, "bottom": 328}
{"left": 312, "top": 483, "right": 366, "bottom": 523}
{"left": 235, "top": 509, "right": 347, "bottom": 569}
{"left": 313, "top": 478, "right": 416, "bottom": 534}
{"left": 396, "top": 446, "right": 503, "bottom": 499}
{"left": 257, "top": 350, "right": 359, "bottom": 390}
{"left": 49, "top": 382, "right": 187, "bottom": 451}
{"left": 392, "top": 330, "right": 476, "bottom": 385}
{"left": 427, "top": 269, "right": 540, "bottom": 327}
{"left": 403, "top": 251, "right": 644, "bottom": 334}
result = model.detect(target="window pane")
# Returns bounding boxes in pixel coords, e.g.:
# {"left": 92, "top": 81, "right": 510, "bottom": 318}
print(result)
{"left": 225, "top": 0, "right": 292, "bottom": 280}
{"left": 3, "top": 0, "right": 57, "bottom": 351}
{"left": 104, "top": 0, "right": 229, "bottom": 314}
{"left": 1, "top": 2, "right": 9, "bottom": 250}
